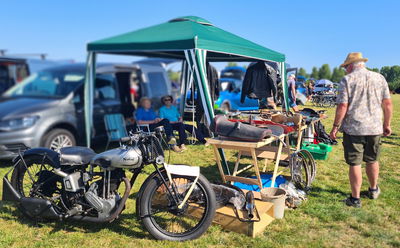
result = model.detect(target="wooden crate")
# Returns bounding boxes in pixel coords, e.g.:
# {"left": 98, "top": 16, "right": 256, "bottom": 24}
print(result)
{"left": 189, "top": 200, "right": 275, "bottom": 237}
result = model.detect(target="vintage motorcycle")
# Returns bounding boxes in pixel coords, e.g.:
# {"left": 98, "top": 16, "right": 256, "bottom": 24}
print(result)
{"left": 2, "top": 128, "right": 216, "bottom": 241}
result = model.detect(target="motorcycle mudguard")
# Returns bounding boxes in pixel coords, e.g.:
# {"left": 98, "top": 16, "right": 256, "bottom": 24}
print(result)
{"left": 2, "top": 177, "right": 21, "bottom": 202}
{"left": 14, "top": 148, "right": 61, "bottom": 169}
{"left": 136, "top": 170, "right": 161, "bottom": 220}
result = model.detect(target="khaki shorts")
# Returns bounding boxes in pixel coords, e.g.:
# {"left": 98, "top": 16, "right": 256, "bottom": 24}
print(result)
{"left": 343, "top": 133, "right": 382, "bottom": 166}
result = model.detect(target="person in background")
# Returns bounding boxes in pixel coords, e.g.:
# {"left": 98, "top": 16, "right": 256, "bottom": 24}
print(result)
{"left": 159, "top": 95, "right": 207, "bottom": 150}
{"left": 135, "top": 97, "right": 181, "bottom": 152}
{"left": 287, "top": 74, "right": 299, "bottom": 112}
{"left": 307, "top": 80, "right": 314, "bottom": 100}
{"left": 330, "top": 52, "right": 392, "bottom": 208}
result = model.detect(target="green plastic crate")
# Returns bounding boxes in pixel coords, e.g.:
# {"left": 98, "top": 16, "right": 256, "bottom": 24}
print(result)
{"left": 301, "top": 142, "right": 332, "bottom": 160}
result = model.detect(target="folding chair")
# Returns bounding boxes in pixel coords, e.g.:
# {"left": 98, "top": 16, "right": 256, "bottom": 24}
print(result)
{"left": 137, "top": 124, "right": 151, "bottom": 133}
{"left": 104, "top": 113, "right": 128, "bottom": 150}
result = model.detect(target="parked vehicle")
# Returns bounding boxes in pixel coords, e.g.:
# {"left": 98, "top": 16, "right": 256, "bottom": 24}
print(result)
{"left": 215, "top": 77, "right": 258, "bottom": 111}
{"left": 0, "top": 56, "right": 71, "bottom": 94}
{"left": 313, "top": 79, "right": 337, "bottom": 93}
{"left": 0, "top": 61, "right": 172, "bottom": 160}
{"left": 2, "top": 129, "right": 216, "bottom": 241}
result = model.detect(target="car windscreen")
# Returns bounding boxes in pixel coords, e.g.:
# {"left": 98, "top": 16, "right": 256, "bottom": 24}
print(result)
{"left": 3, "top": 68, "right": 85, "bottom": 98}
{"left": 147, "top": 72, "right": 168, "bottom": 97}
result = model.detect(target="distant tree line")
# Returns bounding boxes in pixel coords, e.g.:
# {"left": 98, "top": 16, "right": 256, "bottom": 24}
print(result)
{"left": 298, "top": 64, "right": 400, "bottom": 92}
{"left": 298, "top": 64, "right": 346, "bottom": 83}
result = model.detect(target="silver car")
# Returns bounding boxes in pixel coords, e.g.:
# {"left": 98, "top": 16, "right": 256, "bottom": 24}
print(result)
{"left": 0, "top": 62, "right": 172, "bottom": 160}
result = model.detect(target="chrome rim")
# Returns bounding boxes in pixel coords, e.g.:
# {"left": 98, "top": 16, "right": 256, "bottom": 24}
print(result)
{"left": 50, "top": 134, "right": 73, "bottom": 151}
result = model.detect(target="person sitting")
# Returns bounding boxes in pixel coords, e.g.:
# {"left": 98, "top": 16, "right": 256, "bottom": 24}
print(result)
{"left": 159, "top": 95, "right": 206, "bottom": 150}
{"left": 135, "top": 97, "right": 181, "bottom": 152}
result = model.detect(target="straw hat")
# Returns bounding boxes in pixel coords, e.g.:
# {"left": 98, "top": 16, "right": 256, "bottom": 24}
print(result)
{"left": 340, "top": 52, "right": 368, "bottom": 68}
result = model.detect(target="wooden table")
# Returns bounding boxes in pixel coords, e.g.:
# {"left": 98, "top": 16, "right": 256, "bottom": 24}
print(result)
{"left": 207, "top": 122, "right": 315, "bottom": 190}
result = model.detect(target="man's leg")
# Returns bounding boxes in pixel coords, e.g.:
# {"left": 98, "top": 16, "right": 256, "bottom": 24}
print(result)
{"left": 157, "top": 119, "right": 173, "bottom": 139}
{"left": 343, "top": 133, "right": 364, "bottom": 207}
{"left": 366, "top": 161, "right": 379, "bottom": 189}
{"left": 171, "top": 123, "right": 187, "bottom": 145}
{"left": 349, "top": 165, "right": 362, "bottom": 198}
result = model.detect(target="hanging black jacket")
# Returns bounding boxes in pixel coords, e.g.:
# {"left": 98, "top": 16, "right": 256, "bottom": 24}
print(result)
{"left": 241, "top": 61, "right": 277, "bottom": 103}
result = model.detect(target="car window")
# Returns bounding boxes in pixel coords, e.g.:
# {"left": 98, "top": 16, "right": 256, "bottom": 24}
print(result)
{"left": 4, "top": 69, "right": 84, "bottom": 98}
{"left": 95, "top": 75, "right": 117, "bottom": 101}
{"left": 147, "top": 72, "right": 167, "bottom": 97}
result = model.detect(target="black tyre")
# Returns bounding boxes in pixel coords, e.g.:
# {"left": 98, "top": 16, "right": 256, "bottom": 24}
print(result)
{"left": 289, "top": 152, "right": 311, "bottom": 190}
{"left": 42, "top": 128, "right": 76, "bottom": 151}
{"left": 138, "top": 172, "right": 216, "bottom": 241}
{"left": 11, "top": 156, "right": 63, "bottom": 219}
{"left": 299, "top": 150, "right": 316, "bottom": 183}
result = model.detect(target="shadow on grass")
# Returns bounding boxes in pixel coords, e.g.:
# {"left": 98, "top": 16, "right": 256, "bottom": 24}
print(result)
{"left": 0, "top": 201, "right": 151, "bottom": 239}
{"left": 307, "top": 185, "right": 348, "bottom": 198}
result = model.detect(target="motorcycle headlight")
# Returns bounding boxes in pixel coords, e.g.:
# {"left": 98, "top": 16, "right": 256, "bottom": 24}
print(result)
{"left": 0, "top": 116, "right": 40, "bottom": 131}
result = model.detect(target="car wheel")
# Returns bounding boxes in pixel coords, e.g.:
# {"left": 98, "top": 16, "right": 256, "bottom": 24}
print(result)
{"left": 221, "top": 102, "right": 231, "bottom": 112}
{"left": 42, "top": 129, "right": 76, "bottom": 152}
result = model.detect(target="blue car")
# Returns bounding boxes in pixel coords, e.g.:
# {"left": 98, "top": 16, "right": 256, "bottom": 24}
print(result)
{"left": 215, "top": 78, "right": 259, "bottom": 111}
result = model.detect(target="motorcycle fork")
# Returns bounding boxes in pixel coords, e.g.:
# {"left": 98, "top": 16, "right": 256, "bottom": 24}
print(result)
{"left": 152, "top": 163, "right": 181, "bottom": 207}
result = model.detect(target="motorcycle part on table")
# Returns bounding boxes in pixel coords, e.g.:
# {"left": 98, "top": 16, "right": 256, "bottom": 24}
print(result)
{"left": 2, "top": 129, "right": 216, "bottom": 241}
{"left": 210, "top": 115, "right": 272, "bottom": 142}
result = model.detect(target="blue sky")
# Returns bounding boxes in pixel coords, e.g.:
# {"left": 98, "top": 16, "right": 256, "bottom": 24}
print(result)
{"left": 2, "top": 0, "right": 399, "bottom": 73}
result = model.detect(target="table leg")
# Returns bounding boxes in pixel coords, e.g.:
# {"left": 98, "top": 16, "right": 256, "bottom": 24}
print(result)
{"left": 262, "top": 159, "right": 269, "bottom": 172}
{"left": 232, "top": 151, "right": 242, "bottom": 176}
{"left": 250, "top": 149, "right": 263, "bottom": 190}
{"left": 271, "top": 138, "right": 284, "bottom": 187}
{"left": 296, "top": 125, "right": 304, "bottom": 151}
{"left": 213, "top": 145, "right": 226, "bottom": 183}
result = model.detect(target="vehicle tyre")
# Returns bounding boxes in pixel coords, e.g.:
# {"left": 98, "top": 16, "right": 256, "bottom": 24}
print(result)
{"left": 299, "top": 150, "right": 316, "bottom": 183}
{"left": 289, "top": 152, "right": 311, "bottom": 190}
{"left": 42, "top": 129, "right": 76, "bottom": 151}
{"left": 11, "top": 155, "right": 63, "bottom": 220}
{"left": 138, "top": 172, "right": 216, "bottom": 241}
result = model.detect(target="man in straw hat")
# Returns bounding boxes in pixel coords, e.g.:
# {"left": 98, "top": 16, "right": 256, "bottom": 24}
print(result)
{"left": 330, "top": 52, "right": 392, "bottom": 208}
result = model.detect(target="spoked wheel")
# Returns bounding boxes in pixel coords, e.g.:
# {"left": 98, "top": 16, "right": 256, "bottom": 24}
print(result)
{"left": 299, "top": 150, "right": 316, "bottom": 184}
{"left": 11, "top": 156, "right": 64, "bottom": 217}
{"left": 138, "top": 173, "right": 216, "bottom": 241}
{"left": 289, "top": 152, "right": 311, "bottom": 190}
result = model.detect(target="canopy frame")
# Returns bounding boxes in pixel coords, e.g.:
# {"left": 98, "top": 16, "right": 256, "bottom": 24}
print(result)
{"left": 84, "top": 16, "right": 289, "bottom": 176}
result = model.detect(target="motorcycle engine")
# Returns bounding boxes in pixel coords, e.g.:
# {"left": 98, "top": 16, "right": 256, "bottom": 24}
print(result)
{"left": 84, "top": 182, "right": 120, "bottom": 218}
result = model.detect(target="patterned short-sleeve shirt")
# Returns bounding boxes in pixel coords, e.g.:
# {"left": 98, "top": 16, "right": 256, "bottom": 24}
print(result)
{"left": 337, "top": 67, "right": 390, "bottom": 136}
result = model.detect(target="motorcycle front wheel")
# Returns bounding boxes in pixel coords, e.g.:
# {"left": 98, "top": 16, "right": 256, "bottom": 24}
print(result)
{"left": 138, "top": 173, "right": 216, "bottom": 241}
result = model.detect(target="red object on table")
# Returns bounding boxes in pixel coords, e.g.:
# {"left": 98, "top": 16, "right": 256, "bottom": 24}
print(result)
{"left": 228, "top": 119, "right": 295, "bottom": 134}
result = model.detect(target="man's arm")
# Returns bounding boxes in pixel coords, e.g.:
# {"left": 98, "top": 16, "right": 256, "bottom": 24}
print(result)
{"left": 382, "top": 98, "right": 393, "bottom": 136}
{"left": 330, "top": 103, "right": 348, "bottom": 140}
{"left": 137, "top": 120, "right": 155, "bottom": 125}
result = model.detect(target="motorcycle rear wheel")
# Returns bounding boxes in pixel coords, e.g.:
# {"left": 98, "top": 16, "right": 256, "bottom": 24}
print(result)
{"left": 11, "top": 156, "right": 64, "bottom": 219}
{"left": 138, "top": 173, "right": 216, "bottom": 241}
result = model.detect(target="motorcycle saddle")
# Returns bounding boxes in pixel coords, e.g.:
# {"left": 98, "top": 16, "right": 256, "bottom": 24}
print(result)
{"left": 59, "top": 146, "right": 97, "bottom": 165}
{"left": 211, "top": 115, "right": 272, "bottom": 142}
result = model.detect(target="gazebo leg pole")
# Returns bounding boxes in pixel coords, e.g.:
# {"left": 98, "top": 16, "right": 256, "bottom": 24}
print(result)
{"left": 184, "top": 49, "right": 230, "bottom": 175}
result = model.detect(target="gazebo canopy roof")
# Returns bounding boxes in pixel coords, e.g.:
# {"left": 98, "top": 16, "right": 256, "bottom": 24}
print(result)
{"left": 87, "top": 16, "right": 285, "bottom": 62}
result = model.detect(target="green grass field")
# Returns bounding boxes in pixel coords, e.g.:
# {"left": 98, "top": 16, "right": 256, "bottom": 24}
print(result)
{"left": 1, "top": 96, "right": 399, "bottom": 248}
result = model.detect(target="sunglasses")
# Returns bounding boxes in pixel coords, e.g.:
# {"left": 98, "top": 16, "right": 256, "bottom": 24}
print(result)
{"left": 164, "top": 98, "right": 172, "bottom": 102}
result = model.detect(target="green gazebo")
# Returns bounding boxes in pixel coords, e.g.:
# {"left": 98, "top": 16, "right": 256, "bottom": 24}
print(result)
{"left": 84, "top": 16, "right": 288, "bottom": 172}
